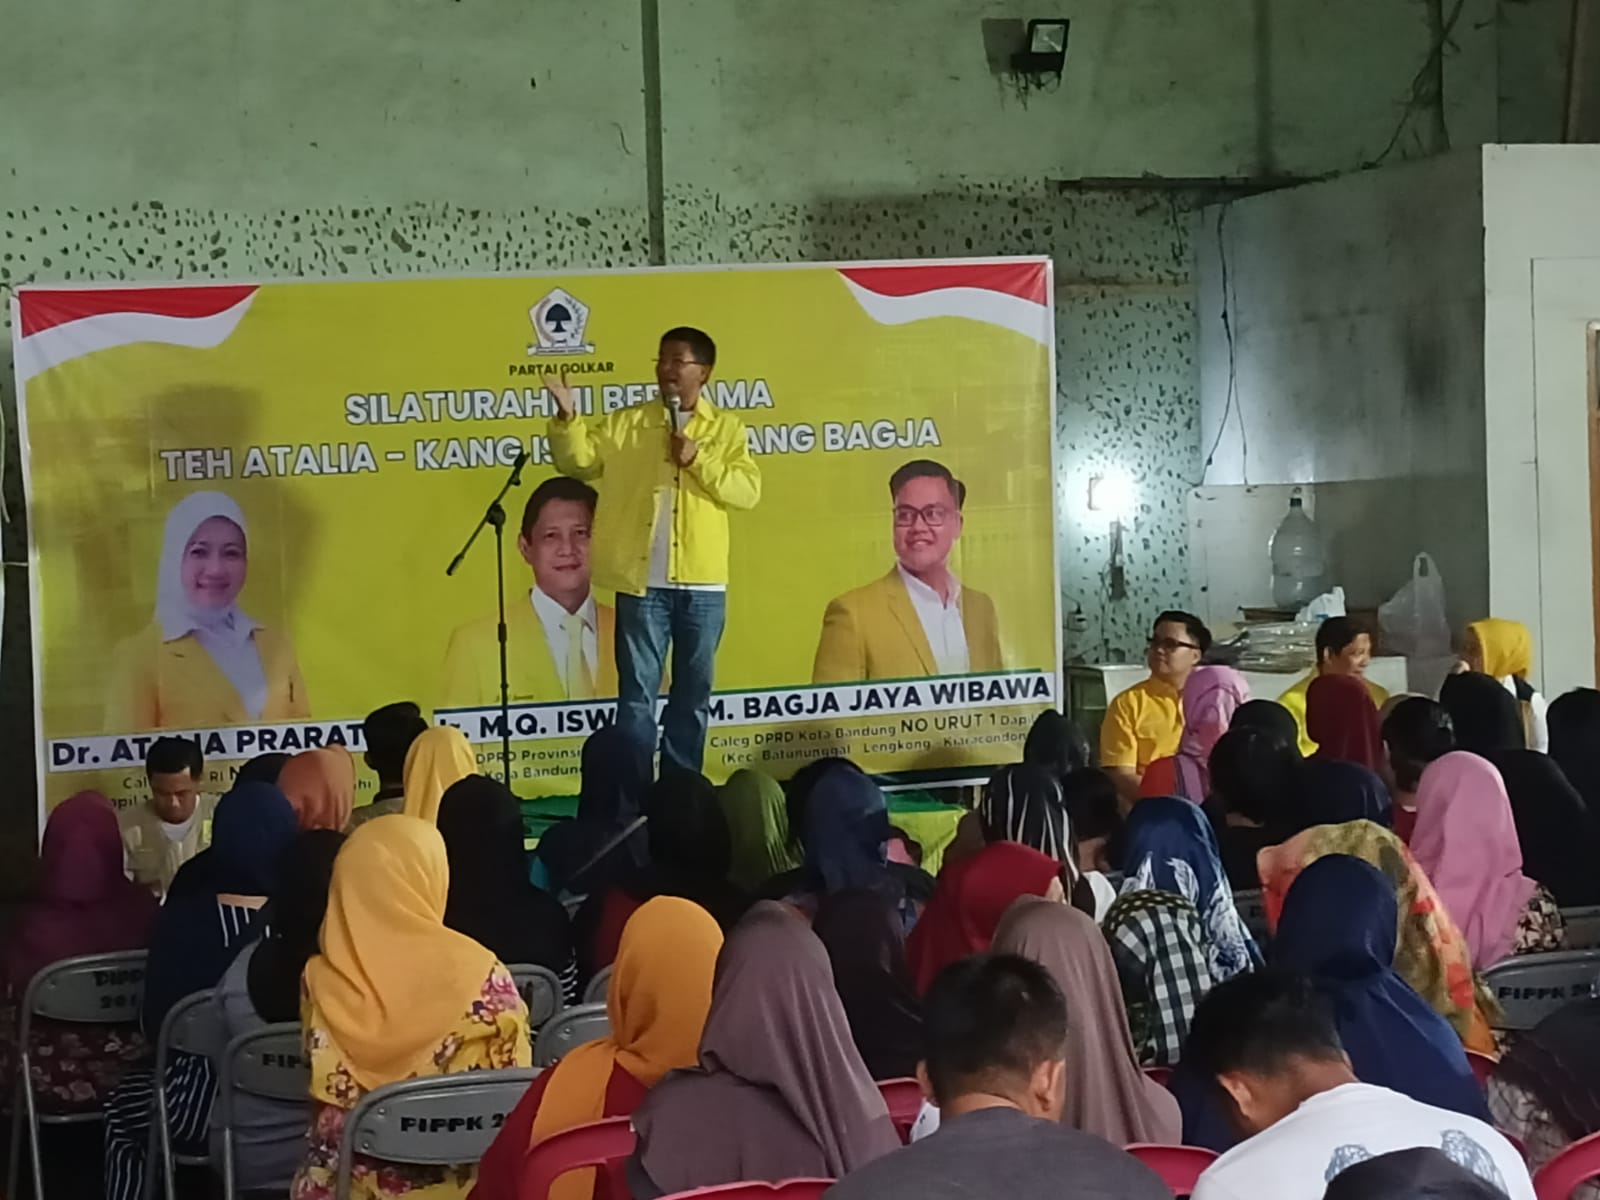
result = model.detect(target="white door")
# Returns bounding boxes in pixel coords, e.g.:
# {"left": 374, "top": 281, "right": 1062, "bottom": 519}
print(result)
{"left": 1531, "top": 258, "right": 1600, "bottom": 695}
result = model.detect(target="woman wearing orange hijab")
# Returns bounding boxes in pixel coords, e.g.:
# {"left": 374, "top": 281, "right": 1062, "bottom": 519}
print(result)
{"left": 279, "top": 747, "right": 357, "bottom": 832}
{"left": 470, "top": 897, "right": 723, "bottom": 1200}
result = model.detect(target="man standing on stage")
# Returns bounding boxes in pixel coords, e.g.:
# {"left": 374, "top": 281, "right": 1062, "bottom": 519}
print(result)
{"left": 546, "top": 327, "right": 761, "bottom": 772}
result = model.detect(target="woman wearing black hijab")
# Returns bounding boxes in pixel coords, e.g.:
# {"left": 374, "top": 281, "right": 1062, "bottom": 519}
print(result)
{"left": 1549, "top": 687, "right": 1600, "bottom": 813}
{"left": 436, "top": 774, "right": 574, "bottom": 984}
{"left": 533, "top": 721, "right": 652, "bottom": 896}
{"left": 1227, "top": 698, "right": 1389, "bottom": 833}
{"left": 1022, "top": 709, "right": 1092, "bottom": 783}
{"left": 1440, "top": 671, "right": 1600, "bottom": 906}
{"left": 1206, "top": 727, "right": 1296, "bottom": 888}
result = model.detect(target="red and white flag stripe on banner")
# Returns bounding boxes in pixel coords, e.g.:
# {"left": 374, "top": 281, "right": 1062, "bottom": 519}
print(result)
{"left": 837, "top": 261, "right": 1051, "bottom": 345}
{"left": 14, "top": 285, "right": 259, "bottom": 384}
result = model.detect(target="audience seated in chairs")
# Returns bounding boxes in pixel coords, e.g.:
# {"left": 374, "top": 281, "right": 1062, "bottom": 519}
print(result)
{"left": 102, "top": 782, "right": 299, "bottom": 1200}
{"left": 626, "top": 902, "right": 898, "bottom": 1196}
{"left": 437, "top": 774, "right": 576, "bottom": 1000}
{"left": 572, "top": 769, "right": 749, "bottom": 982}
{"left": 1257, "top": 819, "right": 1496, "bottom": 1053}
{"left": 0, "top": 792, "right": 159, "bottom": 1114}
{"left": 822, "top": 954, "right": 1169, "bottom": 1200}
{"left": 1273, "top": 856, "right": 1489, "bottom": 1122}
{"left": 1182, "top": 971, "right": 1534, "bottom": 1200}
{"left": 211, "top": 829, "right": 344, "bottom": 1191}
{"left": 293, "top": 815, "right": 530, "bottom": 1200}
{"left": 474, "top": 896, "right": 722, "bottom": 1200}
{"left": 1441, "top": 672, "right": 1600, "bottom": 908}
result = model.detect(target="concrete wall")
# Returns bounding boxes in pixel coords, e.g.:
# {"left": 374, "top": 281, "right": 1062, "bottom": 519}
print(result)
{"left": 1194, "top": 152, "right": 1491, "bottom": 632}
{"left": 1481, "top": 144, "right": 1600, "bottom": 696}
{"left": 0, "top": 0, "right": 1568, "bottom": 854}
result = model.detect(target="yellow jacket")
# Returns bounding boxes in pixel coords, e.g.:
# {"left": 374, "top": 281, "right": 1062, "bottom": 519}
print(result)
{"left": 106, "top": 620, "right": 309, "bottom": 731}
{"left": 440, "top": 596, "right": 618, "bottom": 707}
{"left": 549, "top": 399, "right": 761, "bottom": 596}
{"left": 812, "top": 570, "right": 1004, "bottom": 683}
{"left": 1278, "top": 669, "right": 1390, "bottom": 756}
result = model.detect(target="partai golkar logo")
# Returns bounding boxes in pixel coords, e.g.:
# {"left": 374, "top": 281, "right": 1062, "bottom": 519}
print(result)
{"left": 527, "top": 287, "right": 595, "bottom": 356}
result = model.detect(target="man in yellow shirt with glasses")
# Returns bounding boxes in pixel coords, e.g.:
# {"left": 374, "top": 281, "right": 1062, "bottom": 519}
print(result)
{"left": 1100, "top": 611, "right": 1210, "bottom": 806}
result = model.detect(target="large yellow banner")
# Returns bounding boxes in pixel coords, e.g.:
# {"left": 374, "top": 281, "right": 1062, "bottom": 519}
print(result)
{"left": 14, "top": 259, "right": 1058, "bottom": 816}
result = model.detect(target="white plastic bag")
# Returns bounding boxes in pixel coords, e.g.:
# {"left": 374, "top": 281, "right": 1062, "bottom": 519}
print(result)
{"left": 1378, "top": 553, "right": 1450, "bottom": 658}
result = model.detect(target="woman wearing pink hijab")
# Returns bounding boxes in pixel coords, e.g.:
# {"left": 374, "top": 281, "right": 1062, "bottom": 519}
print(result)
{"left": 1410, "top": 752, "right": 1562, "bottom": 968}
{"left": 1168, "top": 666, "right": 1250, "bottom": 803}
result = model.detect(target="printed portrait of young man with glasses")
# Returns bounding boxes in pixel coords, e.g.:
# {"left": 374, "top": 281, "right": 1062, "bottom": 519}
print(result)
{"left": 812, "top": 458, "right": 1003, "bottom": 683}
{"left": 1099, "top": 610, "right": 1212, "bottom": 806}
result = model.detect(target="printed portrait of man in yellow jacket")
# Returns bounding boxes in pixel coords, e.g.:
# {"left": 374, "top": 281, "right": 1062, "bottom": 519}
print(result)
{"left": 441, "top": 476, "right": 620, "bottom": 707}
{"left": 106, "top": 491, "right": 310, "bottom": 731}
{"left": 813, "top": 460, "right": 1003, "bottom": 683}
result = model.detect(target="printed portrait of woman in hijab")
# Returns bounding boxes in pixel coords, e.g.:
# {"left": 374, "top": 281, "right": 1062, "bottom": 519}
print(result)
{"left": 106, "top": 491, "right": 310, "bottom": 730}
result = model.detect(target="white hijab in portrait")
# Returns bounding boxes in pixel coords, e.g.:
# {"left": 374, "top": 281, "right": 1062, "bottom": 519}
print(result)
{"left": 154, "top": 491, "right": 268, "bottom": 719}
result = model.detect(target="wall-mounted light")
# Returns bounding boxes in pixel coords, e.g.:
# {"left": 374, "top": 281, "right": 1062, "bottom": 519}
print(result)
{"left": 1087, "top": 469, "right": 1136, "bottom": 522}
{"left": 1012, "top": 18, "right": 1070, "bottom": 77}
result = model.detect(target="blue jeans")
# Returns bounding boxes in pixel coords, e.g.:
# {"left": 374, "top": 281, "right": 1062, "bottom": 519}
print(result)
{"left": 616, "top": 588, "right": 726, "bottom": 774}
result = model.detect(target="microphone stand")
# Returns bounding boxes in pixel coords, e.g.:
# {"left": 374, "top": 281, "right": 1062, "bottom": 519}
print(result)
{"left": 445, "top": 450, "right": 528, "bottom": 788}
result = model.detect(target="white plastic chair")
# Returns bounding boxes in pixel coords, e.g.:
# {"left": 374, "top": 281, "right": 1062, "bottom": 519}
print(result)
{"left": 333, "top": 1068, "right": 542, "bottom": 1200}
{"left": 144, "top": 989, "right": 226, "bottom": 1200}
{"left": 215, "top": 1023, "right": 307, "bottom": 1200}
{"left": 582, "top": 966, "right": 613, "bottom": 1006}
{"left": 507, "top": 964, "right": 565, "bottom": 1029}
{"left": 6, "top": 951, "right": 147, "bottom": 1200}
{"left": 533, "top": 1004, "right": 611, "bottom": 1068}
{"left": 1561, "top": 906, "right": 1600, "bottom": 951}
{"left": 1484, "top": 949, "right": 1600, "bottom": 1031}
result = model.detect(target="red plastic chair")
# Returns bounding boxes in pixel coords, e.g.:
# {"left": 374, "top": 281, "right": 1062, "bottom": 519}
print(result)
{"left": 659, "top": 1181, "right": 833, "bottom": 1200}
{"left": 1466, "top": 1049, "right": 1498, "bottom": 1089}
{"left": 520, "top": 1116, "right": 636, "bottom": 1200}
{"left": 1143, "top": 1066, "right": 1173, "bottom": 1088}
{"left": 876, "top": 1078, "right": 924, "bottom": 1144}
{"left": 1535, "top": 1130, "right": 1600, "bottom": 1200}
{"left": 1125, "top": 1144, "right": 1218, "bottom": 1197}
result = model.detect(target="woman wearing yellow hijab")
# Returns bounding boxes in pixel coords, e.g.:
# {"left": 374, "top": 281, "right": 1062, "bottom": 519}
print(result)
{"left": 293, "top": 816, "right": 530, "bottom": 1200}
{"left": 471, "top": 897, "right": 723, "bottom": 1200}
{"left": 1463, "top": 618, "right": 1549, "bottom": 753}
{"left": 403, "top": 725, "right": 478, "bottom": 822}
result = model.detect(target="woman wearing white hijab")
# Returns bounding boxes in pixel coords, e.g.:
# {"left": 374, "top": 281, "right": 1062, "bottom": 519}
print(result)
{"left": 107, "top": 491, "right": 309, "bottom": 729}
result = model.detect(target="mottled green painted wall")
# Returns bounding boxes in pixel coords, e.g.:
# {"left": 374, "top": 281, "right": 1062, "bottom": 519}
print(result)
{"left": 0, "top": 0, "right": 1570, "bottom": 856}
